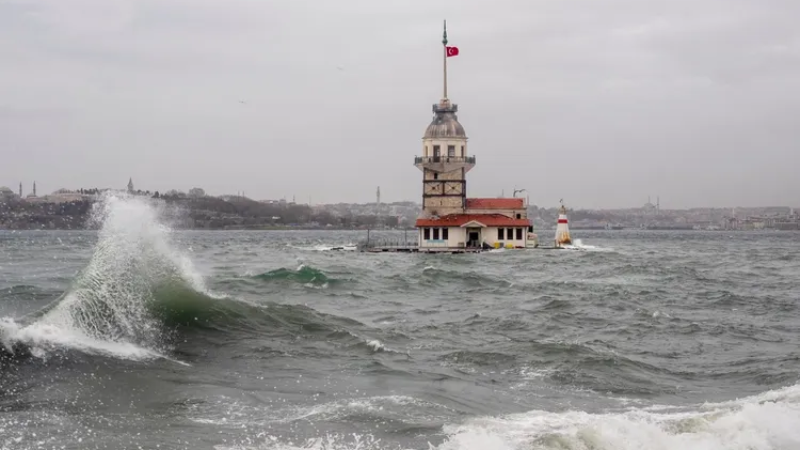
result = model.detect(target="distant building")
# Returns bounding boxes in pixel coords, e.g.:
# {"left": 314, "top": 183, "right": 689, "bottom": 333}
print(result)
{"left": 642, "top": 196, "right": 659, "bottom": 215}
{"left": 0, "top": 186, "right": 17, "bottom": 199}
{"left": 127, "top": 178, "right": 134, "bottom": 193}
{"left": 47, "top": 188, "right": 89, "bottom": 203}
{"left": 26, "top": 181, "right": 37, "bottom": 199}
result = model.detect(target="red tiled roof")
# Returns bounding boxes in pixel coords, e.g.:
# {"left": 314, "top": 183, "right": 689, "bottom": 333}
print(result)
{"left": 466, "top": 198, "right": 524, "bottom": 209}
{"left": 415, "top": 214, "right": 531, "bottom": 228}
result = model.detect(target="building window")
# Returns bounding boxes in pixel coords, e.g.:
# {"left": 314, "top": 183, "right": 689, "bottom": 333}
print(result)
{"left": 528, "top": 226, "right": 533, "bottom": 232}
{"left": 433, "top": 173, "right": 438, "bottom": 180}
{"left": 433, "top": 228, "right": 440, "bottom": 240}
{"left": 498, "top": 228, "right": 505, "bottom": 240}
{"left": 442, "top": 228, "right": 449, "bottom": 239}
{"left": 516, "top": 213, "right": 521, "bottom": 219}
{"left": 516, "top": 228, "right": 523, "bottom": 240}
{"left": 460, "top": 145, "right": 465, "bottom": 156}
{"left": 424, "top": 228, "right": 430, "bottom": 240}
{"left": 507, "top": 228, "right": 514, "bottom": 240}
{"left": 425, "top": 146, "right": 429, "bottom": 156}
{"left": 433, "top": 145, "right": 440, "bottom": 158}
{"left": 448, "top": 145, "right": 455, "bottom": 157}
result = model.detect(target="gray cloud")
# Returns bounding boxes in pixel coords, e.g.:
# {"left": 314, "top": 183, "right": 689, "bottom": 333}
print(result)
{"left": 1, "top": 0, "right": 799, "bottom": 208}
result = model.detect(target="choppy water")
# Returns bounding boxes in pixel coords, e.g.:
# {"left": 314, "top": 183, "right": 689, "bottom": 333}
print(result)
{"left": 1, "top": 194, "right": 800, "bottom": 450}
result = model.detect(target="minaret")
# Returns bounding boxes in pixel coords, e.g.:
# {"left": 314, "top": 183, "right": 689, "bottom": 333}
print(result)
{"left": 33, "top": 181, "right": 36, "bottom": 197}
{"left": 18, "top": 182, "right": 22, "bottom": 197}
{"left": 376, "top": 186, "right": 382, "bottom": 229}
{"left": 127, "top": 178, "right": 134, "bottom": 193}
{"left": 415, "top": 20, "right": 472, "bottom": 218}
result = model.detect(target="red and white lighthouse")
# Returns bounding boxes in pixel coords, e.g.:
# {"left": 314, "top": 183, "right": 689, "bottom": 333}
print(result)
{"left": 555, "top": 201, "right": 572, "bottom": 248}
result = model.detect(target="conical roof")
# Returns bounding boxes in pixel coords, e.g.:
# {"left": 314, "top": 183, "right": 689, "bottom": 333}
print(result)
{"left": 423, "top": 99, "right": 466, "bottom": 139}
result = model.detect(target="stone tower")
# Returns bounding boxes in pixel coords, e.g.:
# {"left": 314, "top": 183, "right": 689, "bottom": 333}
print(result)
{"left": 414, "top": 21, "right": 473, "bottom": 218}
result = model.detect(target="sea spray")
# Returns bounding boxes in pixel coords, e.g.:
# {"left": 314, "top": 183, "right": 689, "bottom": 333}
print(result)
{"left": 0, "top": 193, "right": 209, "bottom": 360}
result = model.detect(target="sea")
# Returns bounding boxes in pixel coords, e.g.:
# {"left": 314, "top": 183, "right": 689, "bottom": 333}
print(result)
{"left": 1, "top": 194, "right": 799, "bottom": 450}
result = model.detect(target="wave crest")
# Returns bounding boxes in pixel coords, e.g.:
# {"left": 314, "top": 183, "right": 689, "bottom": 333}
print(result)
{"left": 0, "top": 193, "right": 211, "bottom": 361}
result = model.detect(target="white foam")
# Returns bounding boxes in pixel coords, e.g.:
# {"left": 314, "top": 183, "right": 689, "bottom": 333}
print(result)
{"left": 216, "top": 384, "right": 800, "bottom": 450}
{"left": 560, "top": 239, "right": 612, "bottom": 252}
{"left": 365, "top": 339, "right": 385, "bottom": 352}
{"left": 214, "top": 434, "right": 384, "bottom": 450}
{"left": 1, "top": 318, "right": 162, "bottom": 360}
{"left": 435, "top": 383, "right": 800, "bottom": 450}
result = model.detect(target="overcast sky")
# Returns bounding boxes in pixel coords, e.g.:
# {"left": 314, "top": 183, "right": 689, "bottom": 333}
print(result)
{"left": 1, "top": 0, "right": 799, "bottom": 208}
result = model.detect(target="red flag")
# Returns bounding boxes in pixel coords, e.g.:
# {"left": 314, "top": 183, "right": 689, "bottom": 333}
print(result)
{"left": 446, "top": 46, "right": 459, "bottom": 57}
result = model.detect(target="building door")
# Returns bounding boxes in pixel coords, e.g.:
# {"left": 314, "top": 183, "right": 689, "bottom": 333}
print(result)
{"left": 467, "top": 229, "right": 480, "bottom": 247}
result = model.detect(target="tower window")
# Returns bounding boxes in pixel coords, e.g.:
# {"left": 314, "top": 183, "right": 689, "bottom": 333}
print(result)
{"left": 516, "top": 213, "right": 521, "bottom": 219}
{"left": 433, "top": 145, "right": 440, "bottom": 158}
{"left": 448, "top": 145, "right": 455, "bottom": 157}
{"left": 460, "top": 145, "right": 464, "bottom": 156}
{"left": 433, "top": 173, "right": 438, "bottom": 180}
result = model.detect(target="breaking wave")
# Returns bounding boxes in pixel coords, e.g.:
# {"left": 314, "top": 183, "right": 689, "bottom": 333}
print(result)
{"left": 559, "top": 239, "right": 611, "bottom": 252}
{"left": 0, "top": 193, "right": 215, "bottom": 362}
{"left": 434, "top": 382, "right": 800, "bottom": 450}
{"left": 217, "top": 382, "right": 800, "bottom": 449}
{"left": 0, "top": 194, "right": 379, "bottom": 365}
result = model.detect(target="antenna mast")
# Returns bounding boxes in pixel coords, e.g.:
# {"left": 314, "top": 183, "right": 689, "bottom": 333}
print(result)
{"left": 443, "top": 20, "right": 448, "bottom": 99}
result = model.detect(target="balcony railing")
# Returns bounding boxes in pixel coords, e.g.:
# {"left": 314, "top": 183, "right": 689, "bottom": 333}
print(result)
{"left": 414, "top": 156, "right": 476, "bottom": 165}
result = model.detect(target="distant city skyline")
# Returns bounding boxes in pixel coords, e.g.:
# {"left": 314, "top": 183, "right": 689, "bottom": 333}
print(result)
{"left": 3, "top": 178, "right": 797, "bottom": 211}
{"left": 2, "top": 0, "right": 799, "bottom": 208}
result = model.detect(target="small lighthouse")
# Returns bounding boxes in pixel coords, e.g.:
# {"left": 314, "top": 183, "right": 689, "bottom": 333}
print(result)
{"left": 554, "top": 200, "right": 572, "bottom": 248}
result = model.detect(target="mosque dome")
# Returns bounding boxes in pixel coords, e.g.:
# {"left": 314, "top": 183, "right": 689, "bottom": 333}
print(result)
{"left": 423, "top": 99, "right": 466, "bottom": 139}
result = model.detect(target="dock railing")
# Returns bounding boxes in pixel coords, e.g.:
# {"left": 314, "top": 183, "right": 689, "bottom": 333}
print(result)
{"left": 356, "top": 228, "right": 417, "bottom": 250}
{"left": 414, "top": 156, "right": 476, "bottom": 165}
{"left": 359, "top": 238, "right": 419, "bottom": 250}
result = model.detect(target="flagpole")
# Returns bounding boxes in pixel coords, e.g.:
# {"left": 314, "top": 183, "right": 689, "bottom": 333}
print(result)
{"left": 443, "top": 19, "right": 448, "bottom": 100}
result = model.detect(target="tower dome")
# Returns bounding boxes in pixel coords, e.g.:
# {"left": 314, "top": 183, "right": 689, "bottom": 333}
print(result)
{"left": 423, "top": 98, "right": 466, "bottom": 139}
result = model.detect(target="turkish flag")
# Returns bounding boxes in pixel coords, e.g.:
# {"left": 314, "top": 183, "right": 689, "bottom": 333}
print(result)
{"left": 446, "top": 46, "right": 459, "bottom": 57}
